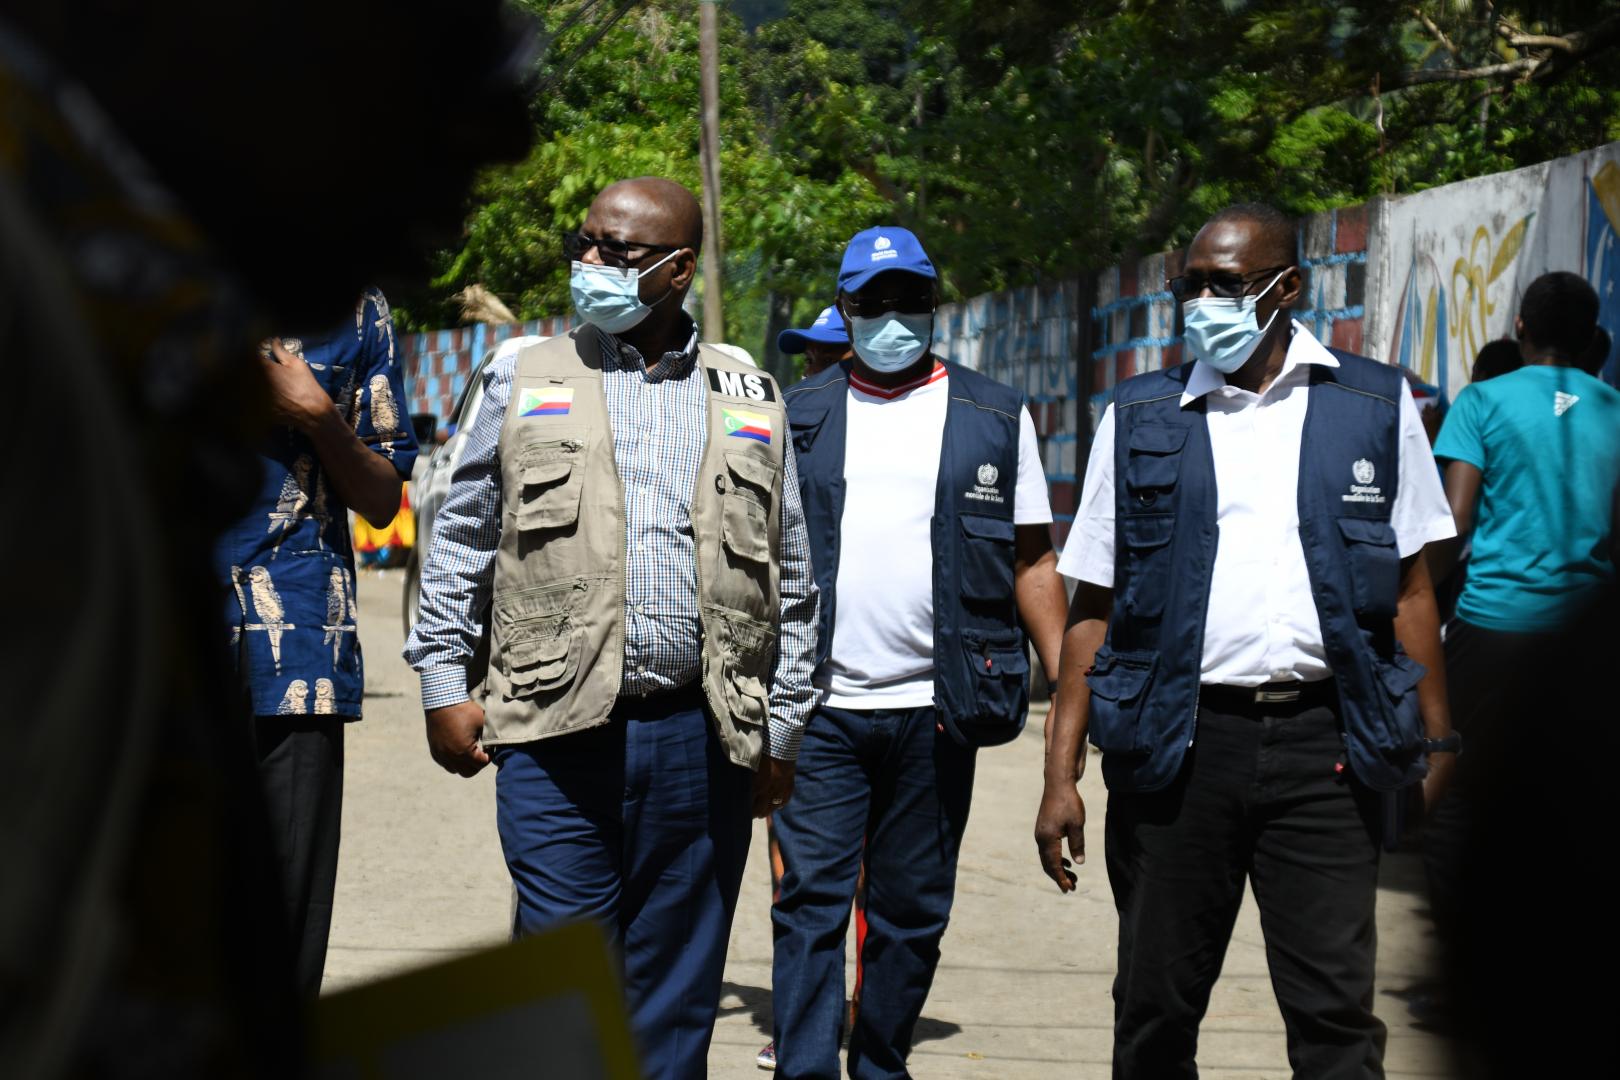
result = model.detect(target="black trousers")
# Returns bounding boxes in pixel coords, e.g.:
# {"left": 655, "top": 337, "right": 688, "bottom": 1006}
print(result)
{"left": 254, "top": 716, "right": 345, "bottom": 997}
{"left": 1105, "top": 698, "right": 1386, "bottom": 1080}
{"left": 1420, "top": 618, "right": 1549, "bottom": 947}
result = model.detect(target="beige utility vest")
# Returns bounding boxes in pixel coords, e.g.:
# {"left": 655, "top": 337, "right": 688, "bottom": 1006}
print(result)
{"left": 480, "top": 329, "right": 785, "bottom": 769}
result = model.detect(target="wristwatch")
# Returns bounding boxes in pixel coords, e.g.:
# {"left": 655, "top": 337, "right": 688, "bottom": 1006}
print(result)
{"left": 1422, "top": 733, "right": 1463, "bottom": 754}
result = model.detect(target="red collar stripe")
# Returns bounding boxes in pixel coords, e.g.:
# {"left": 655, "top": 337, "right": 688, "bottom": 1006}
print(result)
{"left": 848, "top": 361, "right": 947, "bottom": 400}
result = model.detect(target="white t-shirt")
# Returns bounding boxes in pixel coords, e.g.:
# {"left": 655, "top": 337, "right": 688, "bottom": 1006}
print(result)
{"left": 1058, "top": 323, "right": 1456, "bottom": 685}
{"left": 820, "top": 362, "right": 1053, "bottom": 708}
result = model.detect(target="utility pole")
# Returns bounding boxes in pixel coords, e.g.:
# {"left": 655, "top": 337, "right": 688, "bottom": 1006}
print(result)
{"left": 698, "top": 0, "right": 724, "bottom": 341}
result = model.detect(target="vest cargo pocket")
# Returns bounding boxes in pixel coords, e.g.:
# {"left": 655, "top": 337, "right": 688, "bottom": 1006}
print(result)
{"left": 503, "top": 628, "right": 582, "bottom": 696}
{"left": 1337, "top": 517, "right": 1400, "bottom": 618}
{"left": 724, "top": 451, "right": 776, "bottom": 508}
{"left": 1120, "top": 514, "right": 1174, "bottom": 618}
{"left": 958, "top": 630, "right": 1030, "bottom": 745}
{"left": 710, "top": 607, "right": 777, "bottom": 727}
{"left": 516, "top": 441, "right": 585, "bottom": 531}
{"left": 1085, "top": 646, "right": 1156, "bottom": 755}
{"left": 721, "top": 662, "right": 770, "bottom": 728}
{"left": 1371, "top": 651, "right": 1425, "bottom": 754}
{"left": 959, "top": 514, "right": 1016, "bottom": 604}
{"left": 720, "top": 452, "right": 775, "bottom": 564}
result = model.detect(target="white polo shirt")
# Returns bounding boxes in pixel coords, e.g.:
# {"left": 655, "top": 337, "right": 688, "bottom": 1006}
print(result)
{"left": 820, "top": 361, "right": 1053, "bottom": 708}
{"left": 1058, "top": 323, "right": 1455, "bottom": 686}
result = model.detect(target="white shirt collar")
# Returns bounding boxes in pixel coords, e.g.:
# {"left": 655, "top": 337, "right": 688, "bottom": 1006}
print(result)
{"left": 1180, "top": 319, "right": 1340, "bottom": 406}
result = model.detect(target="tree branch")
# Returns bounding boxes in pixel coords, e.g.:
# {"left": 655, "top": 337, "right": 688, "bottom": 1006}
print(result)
{"left": 1388, "top": 57, "right": 1536, "bottom": 87}
{"left": 1415, "top": 8, "right": 1461, "bottom": 60}
{"left": 1389, "top": 11, "right": 1620, "bottom": 90}
{"left": 1500, "top": 29, "right": 1577, "bottom": 53}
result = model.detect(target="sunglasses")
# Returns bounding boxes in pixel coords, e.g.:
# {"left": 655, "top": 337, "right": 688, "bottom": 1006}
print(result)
{"left": 1168, "top": 265, "right": 1292, "bottom": 302}
{"left": 562, "top": 231, "right": 683, "bottom": 266}
{"left": 840, "top": 290, "right": 935, "bottom": 318}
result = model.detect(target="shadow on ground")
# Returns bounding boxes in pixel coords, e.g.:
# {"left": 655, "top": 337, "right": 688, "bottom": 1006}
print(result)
{"left": 719, "top": 981, "right": 964, "bottom": 1046}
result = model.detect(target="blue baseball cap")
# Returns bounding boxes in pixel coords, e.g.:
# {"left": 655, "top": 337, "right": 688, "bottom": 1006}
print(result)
{"left": 837, "top": 226, "right": 936, "bottom": 295}
{"left": 777, "top": 305, "right": 849, "bottom": 354}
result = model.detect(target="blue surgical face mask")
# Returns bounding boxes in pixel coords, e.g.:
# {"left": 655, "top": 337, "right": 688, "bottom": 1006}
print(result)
{"left": 570, "top": 249, "right": 679, "bottom": 335}
{"left": 848, "top": 311, "right": 933, "bottom": 373}
{"left": 1181, "top": 269, "right": 1288, "bottom": 373}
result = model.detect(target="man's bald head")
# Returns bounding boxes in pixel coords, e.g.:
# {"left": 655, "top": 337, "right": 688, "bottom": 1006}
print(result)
{"left": 1198, "top": 203, "right": 1296, "bottom": 269}
{"left": 591, "top": 177, "right": 703, "bottom": 253}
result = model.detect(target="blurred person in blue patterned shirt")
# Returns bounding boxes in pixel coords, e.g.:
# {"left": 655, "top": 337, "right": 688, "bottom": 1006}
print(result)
{"left": 215, "top": 286, "right": 418, "bottom": 996}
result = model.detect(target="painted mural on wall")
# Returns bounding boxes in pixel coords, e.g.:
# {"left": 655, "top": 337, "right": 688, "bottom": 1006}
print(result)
{"left": 1587, "top": 159, "right": 1620, "bottom": 380}
{"left": 1367, "top": 142, "right": 1620, "bottom": 399}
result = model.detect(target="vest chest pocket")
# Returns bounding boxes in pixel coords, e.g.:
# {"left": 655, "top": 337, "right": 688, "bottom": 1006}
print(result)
{"left": 1085, "top": 645, "right": 1156, "bottom": 755}
{"left": 720, "top": 451, "right": 775, "bottom": 564}
{"left": 515, "top": 436, "right": 586, "bottom": 532}
{"left": 1124, "top": 424, "right": 1187, "bottom": 508}
{"left": 959, "top": 514, "right": 1016, "bottom": 604}
{"left": 1337, "top": 517, "right": 1400, "bottom": 618}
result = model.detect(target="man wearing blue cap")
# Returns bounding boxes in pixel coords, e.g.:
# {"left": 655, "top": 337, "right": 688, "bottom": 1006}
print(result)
{"left": 779, "top": 305, "right": 854, "bottom": 379}
{"left": 773, "top": 227, "right": 1069, "bottom": 1078}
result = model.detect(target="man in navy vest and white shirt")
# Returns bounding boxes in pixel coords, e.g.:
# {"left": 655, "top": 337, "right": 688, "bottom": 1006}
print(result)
{"left": 774, "top": 227, "right": 1069, "bottom": 1079}
{"left": 1037, "top": 204, "right": 1459, "bottom": 1078}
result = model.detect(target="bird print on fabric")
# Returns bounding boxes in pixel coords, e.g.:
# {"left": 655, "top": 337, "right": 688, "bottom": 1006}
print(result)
{"left": 357, "top": 289, "right": 396, "bottom": 366}
{"left": 276, "top": 679, "right": 309, "bottom": 714}
{"left": 313, "top": 678, "right": 336, "bottom": 714}
{"left": 236, "top": 564, "right": 295, "bottom": 673}
{"left": 267, "top": 454, "right": 313, "bottom": 557}
{"left": 322, "top": 565, "right": 356, "bottom": 666}
{"left": 369, "top": 373, "right": 400, "bottom": 457}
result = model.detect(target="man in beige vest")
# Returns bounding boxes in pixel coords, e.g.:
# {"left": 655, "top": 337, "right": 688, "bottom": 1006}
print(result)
{"left": 404, "top": 177, "right": 819, "bottom": 1079}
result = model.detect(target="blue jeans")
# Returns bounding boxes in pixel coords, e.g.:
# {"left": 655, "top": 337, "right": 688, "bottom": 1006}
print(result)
{"left": 771, "top": 704, "right": 977, "bottom": 1080}
{"left": 494, "top": 689, "right": 753, "bottom": 1080}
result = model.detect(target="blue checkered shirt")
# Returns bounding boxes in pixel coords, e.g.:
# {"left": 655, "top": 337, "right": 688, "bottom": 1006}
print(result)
{"left": 404, "top": 321, "right": 820, "bottom": 759}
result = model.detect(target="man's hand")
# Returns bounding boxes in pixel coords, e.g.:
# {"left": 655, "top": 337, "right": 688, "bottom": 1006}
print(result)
{"left": 426, "top": 700, "right": 491, "bottom": 777}
{"left": 1421, "top": 749, "right": 1458, "bottom": 814}
{"left": 1034, "top": 780, "right": 1087, "bottom": 893}
{"left": 260, "top": 338, "right": 335, "bottom": 433}
{"left": 752, "top": 755, "right": 796, "bottom": 818}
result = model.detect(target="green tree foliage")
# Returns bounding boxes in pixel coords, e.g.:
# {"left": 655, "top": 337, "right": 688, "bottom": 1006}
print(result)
{"left": 403, "top": 0, "right": 1620, "bottom": 359}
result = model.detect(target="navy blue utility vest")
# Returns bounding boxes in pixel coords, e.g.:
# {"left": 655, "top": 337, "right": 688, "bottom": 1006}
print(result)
{"left": 1089, "top": 352, "right": 1428, "bottom": 793}
{"left": 786, "top": 360, "right": 1029, "bottom": 747}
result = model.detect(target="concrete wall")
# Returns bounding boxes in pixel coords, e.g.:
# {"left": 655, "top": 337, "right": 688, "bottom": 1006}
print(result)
{"left": 1364, "top": 142, "right": 1620, "bottom": 398}
{"left": 398, "top": 142, "right": 1619, "bottom": 545}
{"left": 931, "top": 280, "right": 1086, "bottom": 545}
{"left": 401, "top": 314, "right": 576, "bottom": 423}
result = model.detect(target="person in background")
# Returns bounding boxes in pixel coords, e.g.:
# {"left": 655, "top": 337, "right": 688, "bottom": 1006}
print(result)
{"left": 774, "top": 226, "right": 1068, "bottom": 1079}
{"left": 1421, "top": 272, "right": 1620, "bottom": 1041}
{"left": 1039, "top": 203, "right": 1458, "bottom": 1078}
{"left": 758, "top": 298, "right": 861, "bottom": 1073}
{"left": 1580, "top": 325, "right": 1611, "bottom": 378}
{"left": 216, "top": 291, "right": 418, "bottom": 996}
{"left": 779, "top": 304, "right": 854, "bottom": 379}
{"left": 1430, "top": 337, "right": 1526, "bottom": 628}
{"left": 1472, "top": 338, "right": 1524, "bottom": 383}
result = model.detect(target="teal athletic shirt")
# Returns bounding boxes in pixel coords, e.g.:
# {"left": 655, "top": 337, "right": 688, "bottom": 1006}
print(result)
{"left": 1433, "top": 364, "right": 1620, "bottom": 632}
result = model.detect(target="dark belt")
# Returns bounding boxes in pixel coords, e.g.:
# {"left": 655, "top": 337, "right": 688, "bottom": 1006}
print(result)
{"left": 1200, "top": 678, "right": 1337, "bottom": 713}
{"left": 613, "top": 680, "right": 706, "bottom": 717}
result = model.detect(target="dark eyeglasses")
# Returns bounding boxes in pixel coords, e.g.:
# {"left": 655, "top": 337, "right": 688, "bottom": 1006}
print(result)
{"left": 1168, "top": 265, "right": 1292, "bottom": 302}
{"left": 562, "top": 231, "right": 682, "bottom": 266}
{"left": 840, "top": 290, "right": 935, "bottom": 319}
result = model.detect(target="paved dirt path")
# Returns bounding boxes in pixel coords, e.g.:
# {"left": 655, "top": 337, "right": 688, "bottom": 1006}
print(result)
{"left": 329, "top": 570, "right": 1449, "bottom": 1078}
